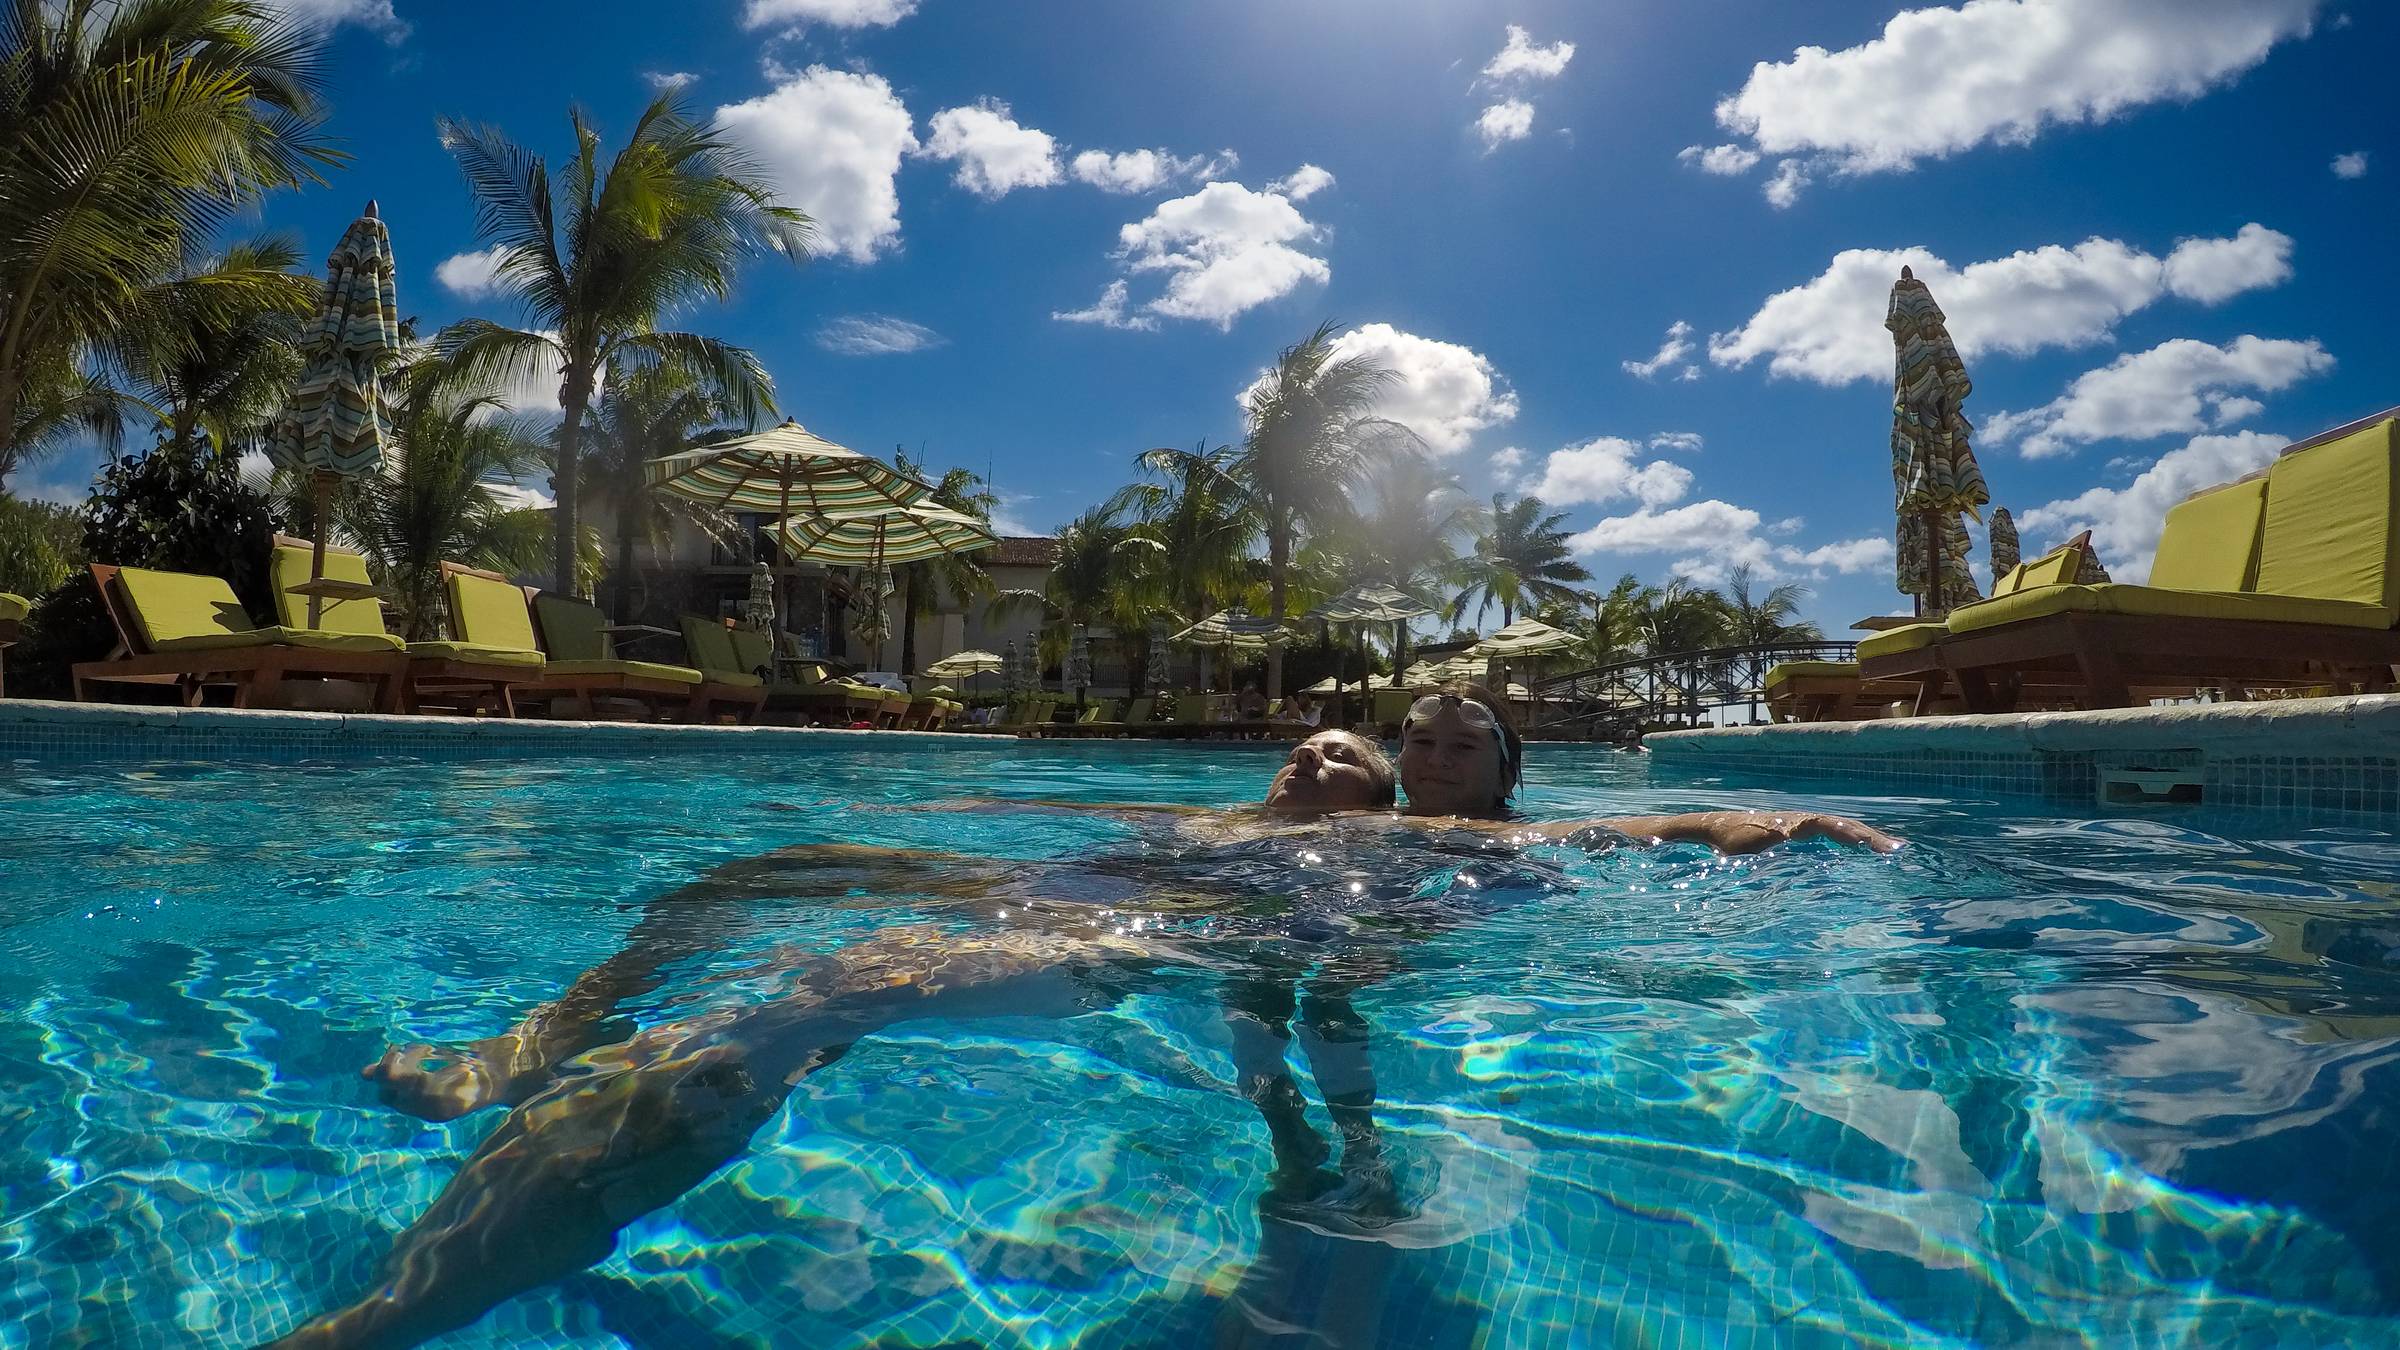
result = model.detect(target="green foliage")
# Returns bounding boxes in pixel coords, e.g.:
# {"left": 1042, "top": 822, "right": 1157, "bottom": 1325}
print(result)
{"left": 0, "top": 494, "right": 81, "bottom": 598}
{"left": 892, "top": 450, "right": 998, "bottom": 676}
{"left": 1451, "top": 493, "right": 1593, "bottom": 627}
{"left": 583, "top": 360, "right": 745, "bottom": 621}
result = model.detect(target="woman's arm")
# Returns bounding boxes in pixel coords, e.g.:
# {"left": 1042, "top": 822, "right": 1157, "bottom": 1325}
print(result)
{"left": 1599, "top": 811, "right": 1901, "bottom": 854}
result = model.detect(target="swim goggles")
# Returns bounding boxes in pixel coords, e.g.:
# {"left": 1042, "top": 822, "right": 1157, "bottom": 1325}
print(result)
{"left": 1402, "top": 693, "right": 1499, "bottom": 732}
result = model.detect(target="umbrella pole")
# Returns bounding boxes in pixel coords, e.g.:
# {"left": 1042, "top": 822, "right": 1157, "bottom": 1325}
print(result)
{"left": 777, "top": 459, "right": 794, "bottom": 645}
{"left": 306, "top": 469, "right": 336, "bottom": 629}
{"left": 1921, "top": 507, "right": 1941, "bottom": 615}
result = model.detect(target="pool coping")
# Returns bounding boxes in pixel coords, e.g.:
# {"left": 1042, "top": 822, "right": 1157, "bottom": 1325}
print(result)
{"left": 1648, "top": 694, "right": 2400, "bottom": 818}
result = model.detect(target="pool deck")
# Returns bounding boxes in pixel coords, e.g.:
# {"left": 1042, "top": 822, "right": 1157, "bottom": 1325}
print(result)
{"left": 1650, "top": 694, "right": 2400, "bottom": 818}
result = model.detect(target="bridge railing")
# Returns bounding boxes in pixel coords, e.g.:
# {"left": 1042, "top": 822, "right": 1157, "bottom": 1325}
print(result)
{"left": 1526, "top": 640, "right": 1859, "bottom": 732}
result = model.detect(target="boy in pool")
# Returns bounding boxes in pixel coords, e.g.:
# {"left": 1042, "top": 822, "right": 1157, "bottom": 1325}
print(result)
{"left": 280, "top": 710, "right": 1894, "bottom": 1346}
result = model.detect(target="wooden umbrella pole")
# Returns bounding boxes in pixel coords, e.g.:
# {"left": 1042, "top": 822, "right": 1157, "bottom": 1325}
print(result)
{"left": 1922, "top": 508, "right": 1942, "bottom": 615}
{"left": 307, "top": 469, "right": 336, "bottom": 629}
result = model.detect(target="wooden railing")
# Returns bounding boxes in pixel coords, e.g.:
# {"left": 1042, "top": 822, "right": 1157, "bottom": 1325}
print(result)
{"left": 1528, "top": 640, "right": 1859, "bottom": 735}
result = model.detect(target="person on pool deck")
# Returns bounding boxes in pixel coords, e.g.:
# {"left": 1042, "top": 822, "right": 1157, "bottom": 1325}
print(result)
{"left": 278, "top": 714, "right": 1895, "bottom": 1347}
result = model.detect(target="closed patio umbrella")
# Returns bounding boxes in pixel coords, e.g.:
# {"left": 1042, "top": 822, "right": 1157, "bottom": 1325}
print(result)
{"left": 1144, "top": 613, "right": 1172, "bottom": 695}
{"left": 1887, "top": 266, "right": 1988, "bottom": 617}
{"left": 1988, "top": 507, "right": 2020, "bottom": 578}
{"left": 269, "top": 201, "right": 399, "bottom": 627}
{"left": 1064, "top": 626, "right": 1093, "bottom": 706}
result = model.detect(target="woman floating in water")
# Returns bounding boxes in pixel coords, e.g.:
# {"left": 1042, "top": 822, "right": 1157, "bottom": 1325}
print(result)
{"left": 269, "top": 685, "right": 1893, "bottom": 1348}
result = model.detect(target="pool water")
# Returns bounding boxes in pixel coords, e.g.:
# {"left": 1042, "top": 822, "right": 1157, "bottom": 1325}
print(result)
{"left": 6, "top": 740, "right": 2400, "bottom": 1347}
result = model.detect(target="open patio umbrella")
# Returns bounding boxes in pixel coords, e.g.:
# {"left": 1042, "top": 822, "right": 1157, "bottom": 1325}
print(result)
{"left": 268, "top": 201, "right": 399, "bottom": 627}
{"left": 1988, "top": 507, "right": 2020, "bottom": 578}
{"left": 1469, "top": 617, "right": 1578, "bottom": 702}
{"left": 1311, "top": 584, "right": 1433, "bottom": 726}
{"left": 647, "top": 419, "right": 930, "bottom": 633}
{"left": 1887, "top": 266, "right": 1988, "bottom": 617}
{"left": 1172, "top": 609, "right": 1286, "bottom": 692}
{"left": 926, "top": 647, "right": 1001, "bottom": 699}
{"left": 773, "top": 502, "right": 996, "bottom": 568}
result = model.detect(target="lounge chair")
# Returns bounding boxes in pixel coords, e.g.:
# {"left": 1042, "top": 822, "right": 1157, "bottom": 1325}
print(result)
{"left": 442, "top": 563, "right": 700, "bottom": 721}
{"left": 1761, "top": 660, "right": 1922, "bottom": 722}
{"left": 269, "top": 539, "right": 542, "bottom": 715}
{"left": 721, "top": 627, "right": 886, "bottom": 726}
{"left": 0, "top": 592, "right": 24, "bottom": 698}
{"left": 72, "top": 563, "right": 409, "bottom": 710}
{"left": 1057, "top": 695, "right": 1152, "bottom": 738}
{"left": 1861, "top": 416, "right": 2400, "bottom": 710}
{"left": 675, "top": 615, "right": 769, "bottom": 724}
{"left": 1370, "top": 687, "right": 1416, "bottom": 735}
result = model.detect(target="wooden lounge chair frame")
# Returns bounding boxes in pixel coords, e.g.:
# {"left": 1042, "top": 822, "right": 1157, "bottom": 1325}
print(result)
{"left": 72, "top": 563, "right": 409, "bottom": 711}
{"left": 443, "top": 563, "right": 701, "bottom": 723}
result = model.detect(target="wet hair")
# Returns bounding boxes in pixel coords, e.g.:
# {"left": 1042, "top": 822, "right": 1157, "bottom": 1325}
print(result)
{"left": 1412, "top": 681, "right": 1523, "bottom": 806}
{"left": 1346, "top": 733, "right": 1400, "bottom": 806}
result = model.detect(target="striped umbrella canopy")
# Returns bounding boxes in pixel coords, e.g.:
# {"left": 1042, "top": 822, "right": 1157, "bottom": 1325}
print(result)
{"left": 1467, "top": 617, "right": 1578, "bottom": 660}
{"left": 1988, "top": 507, "right": 2020, "bottom": 577}
{"left": 925, "top": 649, "right": 1003, "bottom": 678}
{"left": 773, "top": 502, "right": 997, "bottom": 568}
{"left": 1171, "top": 609, "right": 1290, "bottom": 649}
{"left": 1310, "top": 584, "right": 1433, "bottom": 626}
{"left": 1306, "top": 672, "right": 1398, "bottom": 694}
{"left": 269, "top": 202, "right": 400, "bottom": 626}
{"left": 850, "top": 564, "right": 894, "bottom": 664}
{"left": 1887, "top": 267, "right": 1989, "bottom": 615}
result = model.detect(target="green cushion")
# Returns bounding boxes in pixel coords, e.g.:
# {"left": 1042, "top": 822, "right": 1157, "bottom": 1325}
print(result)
{"left": 532, "top": 593, "right": 610, "bottom": 660}
{"left": 2257, "top": 418, "right": 2399, "bottom": 611}
{"left": 405, "top": 640, "right": 545, "bottom": 669}
{"left": 678, "top": 615, "right": 744, "bottom": 678}
{"left": 154, "top": 627, "right": 403, "bottom": 654}
{"left": 116, "top": 566, "right": 260, "bottom": 648}
{"left": 728, "top": 627, "right": 774, "bottom": 676}
{"left": 2021, "top": 544, "right": 2084, "bottom": 589}
{"left": 703, "top": 670, "right": 763, "bottom": 690}
{"left": 0, "top": 593, "right": 29, "bottom": 624}
{"left": 2150, "top": 477, "right": 2267, "bottom": 593}
{"left": 1944, "top": 583, "right": 2392, "bottom": 633}
{"left": 539, "top": 658, "right": 704, "bottom": 685}
{"left": 270, "top": 544, "right": 388, "bottom": 637}
{"left": 1764, "top": 660, "right": 1859, "bottom": 689}
{"left": 1989, "top": 565, "right": 2026, "bottom": 599}
{"left": 448, "top": 571, "right": 539, "bottom": 651}
{"left": 1855, "top": 622, "right": 1946, "bottom": 660}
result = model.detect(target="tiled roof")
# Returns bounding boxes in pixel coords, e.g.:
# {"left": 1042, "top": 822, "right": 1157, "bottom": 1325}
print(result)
{"left": 989, "top": 536, "right": 1058, "bottom": 568}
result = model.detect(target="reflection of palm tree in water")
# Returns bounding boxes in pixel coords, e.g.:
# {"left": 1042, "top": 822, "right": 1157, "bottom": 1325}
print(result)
{"left": 274, "top": 828, "right": 1553, "bottom": 1348}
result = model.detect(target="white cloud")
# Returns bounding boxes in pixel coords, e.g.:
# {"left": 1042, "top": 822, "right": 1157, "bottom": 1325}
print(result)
{"left": 1270, "top": 164, "right": 1335, "bottom": 202}
{"left": 815, "top": 315, "right": 946, "bottom": 355}
{"left": 1622, "top": 321, "right": 1695, "bottom": 380}
{"left": 434, "top": 247, "right": 513, "bottom": 299}
{"left": 1476, "top": 100, "right": 1536, "bottom": 152}
{"left": 921, "top": 100, "right": 1061, "bottom": 199}
{"left": 1568, "top": 497, "right": 1895, "bottom": 585}
{"left": 1490, "top": 447, "right": 1527, "bottom": 473}
{"left": 1527, "top": 437, "right": 1693, "bottom": 508}
{"left": 2332, "top": 151, "right": 2369, "bottom": 179}
{"left": 1649, "top": 431, "right": 1704, "bottom": 453}
{"left": 645, "top": 71, "right": 697, "bottom": 91}
{"left": 2020, "top": 430, "right": 2285, "bottom": 579}
{"left": 1986, "top": 336, "right": 2332, "bottom": 457}
{"left": 480, "top": 332, "right": 590, "bottom": 421}
{"left": 1051, "top": 279, "right": 1155, "bottom": 332}
{"left": 715, "top": 67, "right": 917, "bottom": 264}
{"left": 1105, "top": 179, "right": 1330, "bottom": 330}
{"left": 1240, "top": 324, "right": 1516, "bottom": 456}
{"left": 742, "top": 0, "right": 916, "bottom": 30}
{"left": 1762, "top": 158, "right": 1811, "bottom": 209}
{"left": 2160, "top": 223, "right": 2295, "bottom": 303}
{"left": 266, "top": 0, "right": 405, "bottom": 39}
{"left": 1710, "top": 226, "right": 2294, "bottom": 385}
{"left": 1678, "top": 144, "right": 1762, "bottom": 175}
{"left": 488, "top": 480, "right": 556, "bottom": 513}
{"left": 1483, "top": 24, "right": 1576, "bottom": 81}
{"left": 1704, "top": 0, "right": 2320, "bottom": 203}
{"left": 1069, "top": 147, "right": 1228, "bottom": 194}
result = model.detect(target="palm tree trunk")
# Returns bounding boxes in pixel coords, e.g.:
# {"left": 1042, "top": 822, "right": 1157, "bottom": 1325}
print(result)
{"left": 899, "top": 566, "right": 919, "bottom": 678}
{"left": 553, "top": 363, "right": 595, "bottom": 597}
{"left": 1266, "top": 521, "right": 1289, "bottom": 700}
{"left": 612, "top": 516, "right": 637, "bottom": 622}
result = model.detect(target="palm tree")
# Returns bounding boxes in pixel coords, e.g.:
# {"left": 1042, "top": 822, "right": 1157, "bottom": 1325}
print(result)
{"left": 1720, "top": 564, "right": 1823, "bottom": 644}
{"left": 1451, "top": 493, "right": 1592, "bottom": 627}
{"left": 5, "top": 354, "right": 122, "bottom": 484}
{"left": 1347, "top": 451, "right": 1482, "bottom": 674}
{"left": 1633, "top": 576, "right": 1731, "bottom": 655}
{"left": 108, "top": 237, "right": 317, "bottom": 455}
{"left": 433, "top": 94, "right": 813, "bottom": 594}
{"left": 330, "top": 371, "right": 562, "bottom": 640}
{"left": 0, "top": 0, "right": 340, "bottom": 486}
{"left": 1110, "top": 441, "right": 1256, "bottom": 615}
{"left": 993, "top": 504, "right": 1151, "bottom": 692}
{"left": 581, "top": 360, "right": 745, "bottom": 621}
{"left": 891, "top": 449, "right": 999, "bottom": 679}
{"left": 1234, "top": 321, "right": 1412, "bottom": 697}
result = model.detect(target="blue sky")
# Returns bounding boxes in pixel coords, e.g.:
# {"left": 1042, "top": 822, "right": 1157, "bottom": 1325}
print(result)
{"left": 20, "top": 0, "right": 2397, "bottom": 633}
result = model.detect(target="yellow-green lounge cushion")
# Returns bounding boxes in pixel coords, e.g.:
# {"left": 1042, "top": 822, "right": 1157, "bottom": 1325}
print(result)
{"left": 448, "top": 570, "right": 540, "bottom": 651}
{"left": 1764, "top": 660, "right": 1859, "bottom": 690}
{"left": 2020, "top": 543, "right": 2085, "bottom": 589}
{"left": 0, "top": 593, "right": 28, "bottom": 624}
{"left": 1989, "top": 565, "right": 2028, "bottom": 599}
{"left": 2149, "top": 477, "right": 2267, "bottom": 592}
{"left": 703, "top": 669, "right": 764, "bottom": 690}
{"left": 678, "top": 614, "right": 745, "bottom": 679}
{"left": 540, "top": 658, "right": 705, "bottom": 685}
{"left": 1856, "top": 623, "right": 1946, "bottom": 660}
{"left": 2255, "top": 417, "right": 2399, "bottom": 617}
{"left": 404, "top": 640, "right": 545, "bottom": 668}
{"left": 116, "top": 566, "right": 402, "bottom": 653}
{"left": 1944, "top": 583, "right": 2392, "bottom": 633}
{"left": 269, "top": 544, "right": 388, "bottom": 637}
{"left": 532, "top": 593, "right": 613, "bottom": 661}
{"left": 728, "top": 628, "right": 775, "bottom": 677}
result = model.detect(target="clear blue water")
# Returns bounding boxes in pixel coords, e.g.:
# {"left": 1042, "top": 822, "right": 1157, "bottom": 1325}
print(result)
{"left": 6, "top": 740, "right": 2400, "bottom": 1347}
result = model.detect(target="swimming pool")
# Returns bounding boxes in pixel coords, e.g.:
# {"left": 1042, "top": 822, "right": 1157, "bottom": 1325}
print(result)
{"left": 5, "top": 738, "right": 2400, "bottom": 1347}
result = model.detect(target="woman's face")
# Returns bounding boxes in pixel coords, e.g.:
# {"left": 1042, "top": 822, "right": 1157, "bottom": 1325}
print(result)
{"left": 1400, "top": 706, "right": 1506, "bottom": 816}
{"left": 1263, "top": 731, "right": 1385, "bottom": 815}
